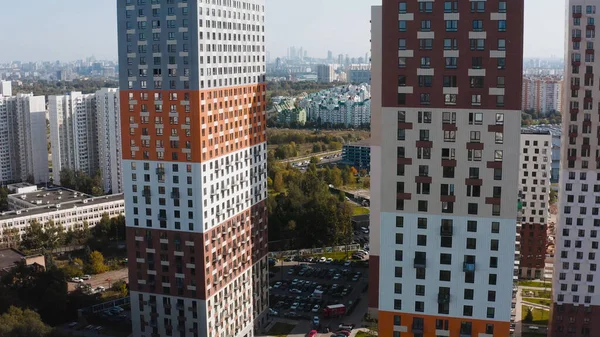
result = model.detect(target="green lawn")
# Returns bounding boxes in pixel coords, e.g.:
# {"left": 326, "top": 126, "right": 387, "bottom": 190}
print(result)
{"left": 312, "top": 250, "right": 357, "bottom": 260}
{"left": 266, "top": 322, "right": 295, "bottom": 337}
{"left": 355, "top": 332, "right": 377, "bottom": 337}
{"left": 523, "top": 298, "right": 551, "bottom": 307}
{"left": 522, "top": 305, "right": 550, "bottom": 326}
{"left": 352, "top": 206, "right": 370, "bottom": 216}
{"left": 519, "top": 280, "right": 552, "bottom": 288}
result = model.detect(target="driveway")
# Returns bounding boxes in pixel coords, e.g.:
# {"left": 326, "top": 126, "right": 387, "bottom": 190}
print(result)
{"left": 67, "top": 268, "right": 129, "bottom": 292}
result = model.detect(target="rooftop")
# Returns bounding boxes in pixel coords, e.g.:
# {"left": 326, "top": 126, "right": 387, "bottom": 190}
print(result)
{"left": 346, "top": 138, "right": 371, "bottom": 147}
{"left": 9, "top": 187, "right": 93, "bottom": 208}
{"left": 0, "top": 192, "right": 124, "bottom": 221}
{"left": 521, "top": 129, "right": 552, "bottom": 135}
{"left": 0, "top": 249, "right": 25, "bottom": 272}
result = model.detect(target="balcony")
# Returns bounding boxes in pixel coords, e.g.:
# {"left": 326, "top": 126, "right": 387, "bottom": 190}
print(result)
{"left": 442, "top": 123, "right": 457, "bottom": 131}
{"left": 158, "top": 214, "right": 167, "bottom": 221}
{"left": 416, "top": 140, "right": 433, "bottom": 148}
{"left": 573, "top": 12, "right": 582, "bottom": 18}
{"left": 441, "top": 159, "right": 457, "bottom": 167}
{"left": 465, "top": 178, "right": 482, "bottom": 186}
{"left": 587, "top": 24, "right": 595, "bottom": 31}
{"left": 396, "top": 193, "right": 412, "bottom": 200}
{"left": 415, "top": 175, "right": 432, "bottom": 184}
{"left": 414, "top": 257, "right": 426, "bottom": 268}
{"left": 156, "top": 167, "right": 165, "bottom": 175}
{"left": 440, "top": 224, "right": 453, "bottom": 237}
{"left": 488, "top": 124, "right": 503, "bottom": 132}
{"left": 571, "top": 84, "right": 580, "bottom": 90}
{"left": 463, "top": 262, "right": 475, "bottom": 272}
{"left": 570, "top": 107, "right": 579, "bottom": 114}
{"left": 466, "top": 142, "right": 484, "bottom": 150}
{"left": 397, "top": 157, "right": 413, "bottom": 165}
{"left": 440, "top": 194, "right": 456, "bottom": 203}
{"left": 485, "top": 197, "right": 501, "bottom": 205}
{"left": 586, "top": 48, "right": 595, "bottom": 54}
{"left": 397, "top": 122, "right": 413, "bottom": 130}
{"left": 438, "top": 293, "right": 450, "bottom": 304}
{"left": 572, "top": 36, "right": 582, "bottom": 42}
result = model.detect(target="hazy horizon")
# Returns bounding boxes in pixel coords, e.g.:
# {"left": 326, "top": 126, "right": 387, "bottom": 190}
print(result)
{"left": 0, "top": 0, "right": 565, "bottom": 63}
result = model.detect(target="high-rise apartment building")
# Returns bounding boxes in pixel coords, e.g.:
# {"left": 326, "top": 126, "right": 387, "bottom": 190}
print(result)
{"left": 317, "top": 64, "right": 335, "bottom": 83}
{"left": 0, "top": 81, "right": 12, "bottom": 97}
{"left": 0, "top": 93, "right": 48, "bottom": 185}
{"left": 49, "top": 92, "right": 98, "bottom": 184}
{"left": 96, "top": 88, "right": 123, "bottom": 194}
{"left": 49, "top": 89, "right": 123, "bottom": 193}
{"left": 370, "top": 1, "right": 523, "bottom": 336}
{"left": 551, "top": 2, "right": 600, "bottom": 336}
{"left": 518, "top": 130, "right": 552, "bottom": 280}
{"left": 522, "top": 75, "right": 563, "bottom": 115}
{"left": 117, "top": 1, "right": 268, "bottom": 337}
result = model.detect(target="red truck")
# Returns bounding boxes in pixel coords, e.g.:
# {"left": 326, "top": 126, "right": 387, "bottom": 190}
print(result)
{"left": 323, "top": 304, "right": 346, "bottom": 318}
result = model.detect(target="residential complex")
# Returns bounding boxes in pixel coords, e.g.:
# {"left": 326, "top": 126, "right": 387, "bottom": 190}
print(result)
{"left": 117, "top": 1, "right": 269, "bottom": 337}
{"left": 48, "top": 89, "right": 123, "bottom": 193}
{"left": 551, "top": 2, "right": 600, "bottom": 336}
{"left": 299, "top": 83, "right": 371, "bottom": 127}
{"left": 96, "top": 88, "right": 123, "bottom": 194}
{"left": 0, "top": 185, "right": 124, "bottom": 249}
{"left": 316, "top": 64, "right": 335, "bottom": 83}
{"left": 49, "top": 92, "right": 98, "bottom": 183}
{"left": 522, "top": 75, "right": 563, "bottom": 114}
{"left": 370, "top": 2, "right": 523, "bottom": 337}
{"left": 0, "top": 87, "right": 48, "bottom": 185}
{"left": 277, "top": 107, "right": 307, "bottom": 125}
{"left": 518, "top": 130, "right": 552, "bottom": 280}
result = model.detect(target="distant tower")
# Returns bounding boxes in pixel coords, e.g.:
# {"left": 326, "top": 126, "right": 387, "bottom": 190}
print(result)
{"left": 328, "top": 50, "right": 333, "bottom": 62}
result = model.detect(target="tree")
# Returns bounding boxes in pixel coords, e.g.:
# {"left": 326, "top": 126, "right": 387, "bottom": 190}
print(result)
{"left": 0, "top": 187, "right": 9, "bottom": 212}
{"left": 309, "top": 156, "right": 320, "bottom": 164}
{"left": 329, "top": 167, "right": 343, "bottom": 187}
{"left": 0, "top": 306, "right": 52, "bottom": 337}
{"left": 273, "top": 172, "right": 285, "bottom": 193}
{"left": 20, "top": 220, "right": 45, "bottom": 250}
{"left": 362, "top": 177, "right": 371, "bottom": 189}
{"left": 88, "top": 251, "right": 108, "bottom": 274}
{"left": 524, "top": 307, "right": 533, "bottom": 323}
{"left": 549, "top": 188, "right": 558, "bottom": 205}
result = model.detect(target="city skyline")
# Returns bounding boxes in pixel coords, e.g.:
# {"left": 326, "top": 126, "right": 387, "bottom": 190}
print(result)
{"left": 0, "top": 0, "right": 565, "bottom": 63}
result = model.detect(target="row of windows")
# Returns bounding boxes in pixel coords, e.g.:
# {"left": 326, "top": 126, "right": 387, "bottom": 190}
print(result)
{"left": 399, "top": 38, "right": 506, "bottom": 51}
{"left": 399, "top": 20, "right": 507, "bottom": 33}
{"left": 399, "top": 1, "right": 507, "bottom": 14}
{"left": 397, "top": 93, "right": 506, "bottom": 107}
{"left": 398, "top": 111, "right": 505, "bottom": 125}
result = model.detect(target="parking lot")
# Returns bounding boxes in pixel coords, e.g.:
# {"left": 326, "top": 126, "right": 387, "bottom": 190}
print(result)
{"left": 268, "top": 256, "right": 369, "bottom": 335}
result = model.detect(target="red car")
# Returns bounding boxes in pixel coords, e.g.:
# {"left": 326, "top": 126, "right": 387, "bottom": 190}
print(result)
{"left": 307, "top": 330, "right": 318, "bottom": 337}
{"left": 335, "top": 330, "right": 351, "bottom": 337}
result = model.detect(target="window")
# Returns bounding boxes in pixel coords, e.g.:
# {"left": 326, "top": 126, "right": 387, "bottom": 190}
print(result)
{"left": 496, "top": 95, "right": 505, "bottom": 107}
{"left": 445, "top": 57, "right": 458, "bottom": 69}
{"left": 499, "top": 1, "right": 507, "bottom": 13}
{"left": 420, "top": 20, "right": 431, "bottom": 31}
{"left": 419, "top": 2, "right": 433, "bottom": 12}
{"left": 472, "top": 57, "right": 483, "bottom": 68}
{"left": 498, "top": 20, "right": 507, "bottom": 32}
{"left": 471, "top": 95, "right": 482, "bottom": 106}
{"left": 399, "top": 2, "right": 407, "bottom": 13}
{"left": 418, "top": 111, "right": 432, "bottom": 123}
{"left": 440, "top": 270, "right": 451, "bottom": 281}
{"left": 398, "top": 39, "right": 407, "bottom": 50}
{"left": 445, "top": 94, "right": 457, "bottom": 105}
{"left": 394, "top": 299, "right": 402, "bottom": 310}
{"left": 464, "top": 289, "right": 474, "bottom": 300}
{"left": 471, "top": 1, "right": 485, "bottom": 12}
{"left": 398, "top": 75, "right": 407, "bottom": 87}
{"left": 497, "top": 77, "right": 505, "bottom": 88}
{"left": 463, "top": 305, "right": 473, "bottom": 316}
{"left": 468, "top": 203, "right": 478, "bottom": 215}
{"left": 415, "top": 301, "right": 424, "bottom": 312}
{"left": 470, "top": 76, "right": 484, "bottom": 88}
{"left": 416, "top": 285, "right": 425, "bottom": 296}
{"left": 399, "top": 20, "right": 407, "bottom": 32}
{"left": 444, "top": 1, "right": 458, "bottom": 13}
{"left": 470, "top": 39, "right": 485, "bottom": 51}
{"left": 444, "top": 38, "right": 458, "bottom": 50}
{"left": 497, "top": 58, "right": 506, "bottom": 69}
{"left": 446, "top": 20, "right": 458, "bottom": 32}
{"left": 472, "top": 20, "right": 483, "bottom": 31}
{"left": 398, "top": 57, "right": 407, "bottom": 68}
{"left": 420, "top": 56, "right": 431, "bottom": 68}
{"left": 420, "top": 93, "right": 431, "bottom": 105}
{"left": 418, "top": 75, "right": 433, "bottom": 87}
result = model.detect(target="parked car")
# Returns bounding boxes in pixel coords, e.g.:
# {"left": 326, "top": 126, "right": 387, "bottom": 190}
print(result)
{"left": 338, "top": 323, "right": 355, "bottom": 330}
{"left": 313, "top": 316, "right": 320, "bottom": 326}
{"left": 307, "top": 330, "right": 318, "bottom": 337}
{"left": 81, "top": 275, "right": 91, "bottom": 280}
{"left": 312, "top": 305, "right": 320, "bottom": 313}
{"left": 70, "top": 277, "right": 83, "bottom": 283}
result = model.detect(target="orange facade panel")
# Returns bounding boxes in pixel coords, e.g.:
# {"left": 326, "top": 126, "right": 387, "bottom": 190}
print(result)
{"left": 378, "top": 310, "right": 510, "bottom": 337}
{"left": 120, "top": 83, "right": 266, "bottom": 163}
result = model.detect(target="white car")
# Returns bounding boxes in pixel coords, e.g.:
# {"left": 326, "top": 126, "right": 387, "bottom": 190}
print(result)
{"left": 70, "top": 277, "right": 83, "bottom": 283}
{"left": 319, "top": 257, "right": 327, "bottom": 263}
{"left": 290, "top": 302, "right": 299, "bottom": 310}
{"left": 312, "top": 305, "right": 320, "bottom": 313}
{"left": 313, "top": 316, "right": 320, "bottom": 326}
{"left": 333, "top": 274, "right": 341, "bottom": 280}
{"left": 344, "top": 261, "right": 351, "bottom": 267}
{"left": 273, "top": 282, "right": 282, "bottom": 288}
{"left": 325, "top": 258, "right": 333, "bottom": 264}
{"left": 94, "top": 286, "right": 106, "bottom": 293}
{"left": 81, "top": 275, "right": 91, "bottom": 280}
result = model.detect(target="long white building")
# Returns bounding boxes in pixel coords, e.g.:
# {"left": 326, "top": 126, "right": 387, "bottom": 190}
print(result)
{"left": 299, "top": 83, "right": 371, "bottom": 127}
{"left": 49, "top": 89, "right": 122, "bottom": 193}
{"left": 0, "top": 186, "right": 124, "bottom": 248}
{"left": 0, "top": 90, "right": 48, "bottom": 185}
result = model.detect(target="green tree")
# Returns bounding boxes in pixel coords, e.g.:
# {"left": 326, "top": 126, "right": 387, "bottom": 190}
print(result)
{"left": 524, "top": 308, "right": 533, "bottom": 323}
{"left": 362, "top": 177, "right": 371, "bottom": 188}
{"left": 88, "top": 251, "right": 108, "bottom": 274}
{"left": 0, "top": 306, "right": 52, "bottom": 337}
{"left": 273, "top": 172, "right": 285, "bottom": 193}
{"left": 20, "top": 220, "right": 45, "bottom": 250}
{"left": 330, "top": 167, "right": 343, "bottom": 187}
{"left": 0, "top": 187, "right": 9, "bottom": 212}
{"left": 310, "top": 156, "right": 320, "bottom": 164}
{"left": 549, "top": 188, "right": 558, "bottom": 205}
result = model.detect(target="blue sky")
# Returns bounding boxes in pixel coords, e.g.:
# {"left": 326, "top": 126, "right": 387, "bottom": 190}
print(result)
{"left": 0, "top": 0, "right": 564, "bottom": 62}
